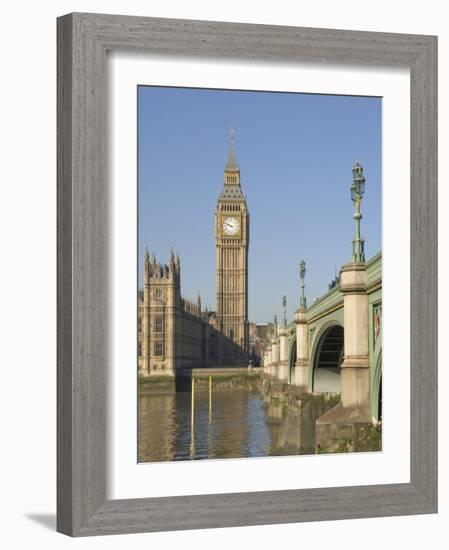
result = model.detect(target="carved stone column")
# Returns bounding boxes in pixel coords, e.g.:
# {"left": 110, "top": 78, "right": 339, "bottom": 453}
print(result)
{"left": 279, "top": 328, "right": 288, "bottom": 363}
{"left": 294, "top": 308, "right": 309, "bottom": 391}
{"left": 339, "top": 262, "right": 370, "bottom": 415}
{"left": 271, "top": 337, "right": 280, "bottom": 377}
{"left": 266, "top": 343, "right": 272, "bottom": 372}
{"left": 278, "top": 327, "right": 288, "bottom": 380}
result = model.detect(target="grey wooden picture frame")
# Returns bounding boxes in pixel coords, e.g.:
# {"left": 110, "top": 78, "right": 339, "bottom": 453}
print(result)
{"left": 57, "top": 12, "right": 438, "bottom": 537}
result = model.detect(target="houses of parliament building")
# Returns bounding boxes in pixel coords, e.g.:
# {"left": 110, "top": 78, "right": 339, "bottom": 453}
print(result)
{"left": 138, "top": 135, "right": 250, "bottom": 376}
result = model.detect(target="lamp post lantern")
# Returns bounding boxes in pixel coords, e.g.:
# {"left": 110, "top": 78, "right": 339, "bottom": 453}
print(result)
{"left": 351, "top": 161, "right": 366, "bottom": 263}
{"left": 299, "top": 260, "right": 307, "bottom": 310}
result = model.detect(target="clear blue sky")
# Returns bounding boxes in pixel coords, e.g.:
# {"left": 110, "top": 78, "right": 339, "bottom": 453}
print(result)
{"left": 138, "top": 86, "right": 381, "bottom": 324}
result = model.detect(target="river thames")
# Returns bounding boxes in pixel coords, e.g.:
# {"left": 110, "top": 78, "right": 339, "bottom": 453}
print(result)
{"left": 138, "top": 374, "right": 381, "bottom": 462}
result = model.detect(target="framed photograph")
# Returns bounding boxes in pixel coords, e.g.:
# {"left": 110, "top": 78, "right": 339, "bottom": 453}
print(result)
{"left": 57, "top": 13, "right": 437, "bottom": 536}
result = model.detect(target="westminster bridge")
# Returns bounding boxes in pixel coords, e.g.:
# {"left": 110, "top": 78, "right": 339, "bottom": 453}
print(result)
{"left": 262, "top": 252, "right": 382, "bottom": 426}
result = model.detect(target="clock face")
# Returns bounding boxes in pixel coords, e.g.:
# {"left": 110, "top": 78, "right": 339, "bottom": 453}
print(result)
{"left": 222, "top": 216, "right": 240, "bottom": 236}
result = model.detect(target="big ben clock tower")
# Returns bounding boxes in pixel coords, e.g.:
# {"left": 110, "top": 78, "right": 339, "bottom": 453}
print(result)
{"left": 215, "top": 128, "right": 249, "bottom": 362}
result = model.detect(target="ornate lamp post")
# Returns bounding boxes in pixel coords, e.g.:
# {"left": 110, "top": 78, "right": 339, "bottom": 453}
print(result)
{"left": 279, "top": 296, "right": 289, "bottom": 378}
{"left": 299, "top": 260, "right": 307, "bottom": 310}
{"left": 351, "top": 161, "right": 366, "bottom": 262}
{"left": 317, "top": 160, "right": 372, "bottom": 434}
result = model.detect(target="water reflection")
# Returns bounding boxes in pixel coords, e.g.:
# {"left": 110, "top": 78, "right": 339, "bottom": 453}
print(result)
{"left": 138, "top": 378, "right": 381, "bottom": 463}
{"left": 138, "top": 388, "right": 271, "bottom": 462}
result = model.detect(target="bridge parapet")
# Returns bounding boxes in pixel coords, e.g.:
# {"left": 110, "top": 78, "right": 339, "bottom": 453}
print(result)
{"left": 366, "top": 252, "right": 382, "bottom": 288}
{"left": 307, "top": 284, "right": 342, "bottom": 319}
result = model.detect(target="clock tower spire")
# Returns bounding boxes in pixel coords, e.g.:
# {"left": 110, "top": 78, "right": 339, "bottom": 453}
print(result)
{"left": 215, "top": 127, "right": 249, "bottom": 364}
{"left": 225, "top": 125, "right": 239, "bottom": 174}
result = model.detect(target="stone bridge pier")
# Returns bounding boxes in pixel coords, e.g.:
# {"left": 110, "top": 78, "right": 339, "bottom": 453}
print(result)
{"left": 293, "top": 307, "right": 309, "bottom": 391}
{"left": 315, "top": 261, "right": 373, "bottom": 450}
{"left": 339, "top": 262, "right": 371, "bottom": 416}
{"left": 278, "top": 327, "right": 289, "bottom": 380}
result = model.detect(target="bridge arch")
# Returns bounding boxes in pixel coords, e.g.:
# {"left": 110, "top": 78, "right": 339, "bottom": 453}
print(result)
{"left": 371, "top": 350, "right": 382, "bottom": 422}
{"left": 287, "top": 334, "right": 296, "bottom": 384}
{"left": 309, "top": 321, "right": 344, "bottom": 393}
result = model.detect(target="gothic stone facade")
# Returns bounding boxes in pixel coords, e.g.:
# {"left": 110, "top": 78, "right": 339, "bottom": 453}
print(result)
{"left": 138, "top": 138, "right": 250, "bottom": 375}
{"left": 138, "top": 248, "right": 248, "bottom": 376}
{"left": 138, "top": 250, "right": 214, "bottom": 377}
